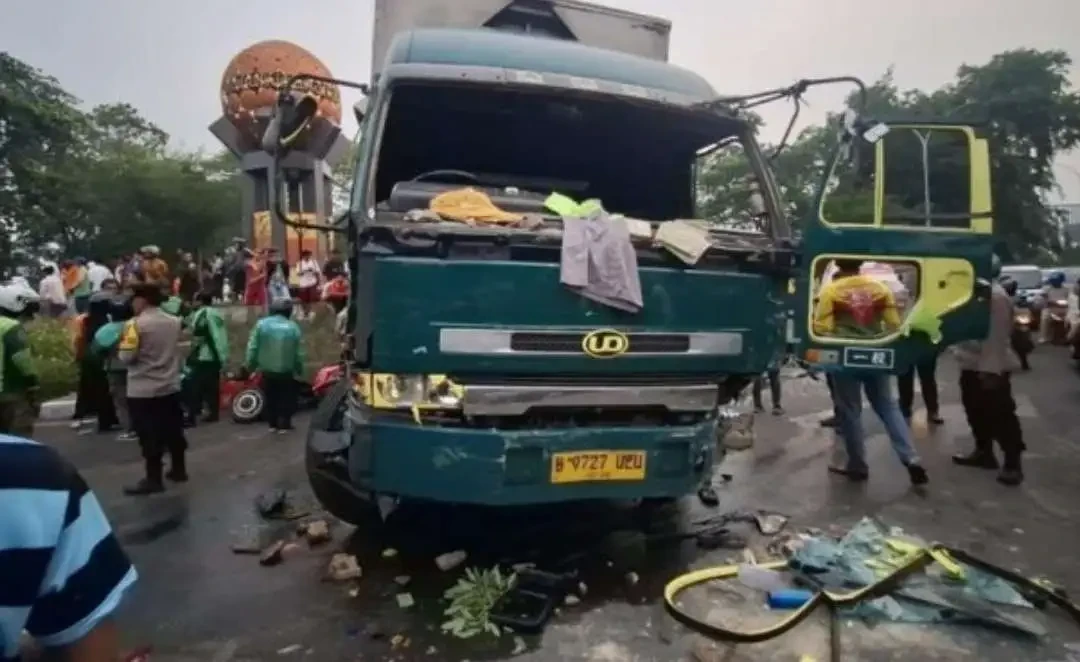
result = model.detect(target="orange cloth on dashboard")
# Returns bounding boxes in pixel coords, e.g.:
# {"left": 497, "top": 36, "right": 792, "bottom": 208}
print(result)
{"left": 429, "top": 188, "right": 523, "bottom": 224}
{"left": 813, "top": 274, "right": 902, "bottom": 336}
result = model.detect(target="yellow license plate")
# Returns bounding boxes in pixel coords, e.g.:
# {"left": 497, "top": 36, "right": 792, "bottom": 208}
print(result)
{"left": 550, "top": 451, "right": 646, "bottom": 484}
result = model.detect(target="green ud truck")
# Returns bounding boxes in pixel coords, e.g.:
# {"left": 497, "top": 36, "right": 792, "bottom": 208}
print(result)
{"left": 265, "top": 0, "right": 996, "bottom": 522}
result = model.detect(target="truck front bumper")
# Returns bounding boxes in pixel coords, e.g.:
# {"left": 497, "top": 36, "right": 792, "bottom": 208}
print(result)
{"left": 345, "top": 417, "right": 717, "bottom": 506}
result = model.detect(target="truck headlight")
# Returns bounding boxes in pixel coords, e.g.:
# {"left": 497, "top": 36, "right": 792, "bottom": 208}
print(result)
{"left": 376, "top": 375, "right": 426, "bottom": 406}
{"left": 361, "top": 373, "right": 464, "bottom": 410}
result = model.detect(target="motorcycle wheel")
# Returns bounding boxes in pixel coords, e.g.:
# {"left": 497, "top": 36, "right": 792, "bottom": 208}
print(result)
{"left": 230, "top": 389, "right": 264, "bottom": 424}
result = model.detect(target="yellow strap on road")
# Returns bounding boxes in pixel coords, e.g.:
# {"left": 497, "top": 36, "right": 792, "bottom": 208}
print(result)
{"left": 663, "top": 544, "right": 1080, "bottom": 647}
{"left": 663, "top": 551, "right": 930, "bottom": 645}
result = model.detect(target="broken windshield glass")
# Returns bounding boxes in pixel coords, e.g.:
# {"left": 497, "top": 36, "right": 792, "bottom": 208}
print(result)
{"left": 366, "top": 81, "right": 750, "bottom": 226}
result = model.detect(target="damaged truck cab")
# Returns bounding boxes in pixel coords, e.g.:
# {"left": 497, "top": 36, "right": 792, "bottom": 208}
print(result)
{"left": 270, "top": 1, "right": 995, "bottom": 522}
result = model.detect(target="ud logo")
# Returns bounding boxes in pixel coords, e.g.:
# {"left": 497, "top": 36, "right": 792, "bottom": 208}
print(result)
{"left": 581, "top": 329, "right": 629, "bottom": 358}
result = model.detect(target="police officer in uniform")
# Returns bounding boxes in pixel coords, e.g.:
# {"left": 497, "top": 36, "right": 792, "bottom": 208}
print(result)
{"left": 0, "top": 281, "right": 41, "bottom": 436}
{"left": 951, "top": 256, "right": 1027, "bottom": 485}
{"left": 119, "top": 283, "right": 188, "bottom": 495}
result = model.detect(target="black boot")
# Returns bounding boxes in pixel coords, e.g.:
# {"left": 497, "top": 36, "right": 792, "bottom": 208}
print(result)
{"left": 952, "top": 449, "right": 999, "bottom": 469}
{"left": 166, "top": 451, "right": 188, "bottom": 482}
{"left": 906, "top": 464, "right": 929, "bottom": 486}
{"left": 124, "top": 457, "right": 165, "bottom": 495}
{"left": 997, "top": 455, "right": 1024, "bottom": 486}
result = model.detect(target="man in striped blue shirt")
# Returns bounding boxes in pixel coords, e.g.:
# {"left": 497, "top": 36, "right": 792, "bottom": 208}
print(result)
{"left": 1, "top": 434, "right": 136, "bottom": 661}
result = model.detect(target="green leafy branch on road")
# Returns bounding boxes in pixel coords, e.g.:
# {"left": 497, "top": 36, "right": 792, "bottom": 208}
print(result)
{"left": 441, "top": 567, "right": 517, "bottom": 639}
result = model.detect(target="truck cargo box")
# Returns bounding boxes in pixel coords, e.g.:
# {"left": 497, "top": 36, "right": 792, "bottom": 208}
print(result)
{"left": 372, "top": 0, "right": 671, "bottom": 77}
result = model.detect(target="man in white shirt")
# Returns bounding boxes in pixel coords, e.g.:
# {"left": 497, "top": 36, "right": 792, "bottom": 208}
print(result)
{"left": 38, "top": 266, "right": 67, "bottom": 317}
{"left": 87, "top": 259, "right": 112, "bottom": 292}
{"left": 295, "top": 250, "right": 322, "bottom": 320}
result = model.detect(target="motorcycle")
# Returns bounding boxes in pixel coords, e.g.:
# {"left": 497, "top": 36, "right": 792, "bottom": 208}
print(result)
{"left": 1012, "top": 306, "right": 1034, "bottom": 370}
{"left": 1044, "top": 298, "right": 1070, "bottom": 345}
{"left": 222, "top": 363, "right": 343, "bottom": 424}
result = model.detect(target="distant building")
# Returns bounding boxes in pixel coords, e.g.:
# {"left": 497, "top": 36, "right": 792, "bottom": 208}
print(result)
{"left": 1057, "top": 203, "right": 1080, "bottom": 242}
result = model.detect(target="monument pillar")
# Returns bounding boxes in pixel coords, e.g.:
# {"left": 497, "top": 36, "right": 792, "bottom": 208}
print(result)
{"left": 209, "top": 40, "right": 348, "bottom": 264}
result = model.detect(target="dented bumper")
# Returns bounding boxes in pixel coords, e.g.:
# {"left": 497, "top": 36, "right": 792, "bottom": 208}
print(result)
{"left": 346, "top": 417, "right": 717, "bottom": 506}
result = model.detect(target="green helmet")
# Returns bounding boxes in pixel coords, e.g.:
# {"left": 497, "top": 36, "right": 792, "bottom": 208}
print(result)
{"left": 990, "top": 254, "right": 1001, "bottom": 278}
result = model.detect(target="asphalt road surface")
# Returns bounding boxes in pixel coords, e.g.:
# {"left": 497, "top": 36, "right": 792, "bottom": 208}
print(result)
{"left": 40, "top": 347, "right": 1080, "bottom": 661}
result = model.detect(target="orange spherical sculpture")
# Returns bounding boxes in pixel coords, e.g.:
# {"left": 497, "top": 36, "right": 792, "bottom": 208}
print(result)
{"left": 220, "top": 40, "right": 342, "bottom": 148}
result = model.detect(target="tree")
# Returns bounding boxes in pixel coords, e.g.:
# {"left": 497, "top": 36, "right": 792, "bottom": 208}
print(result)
{"left": 0, "top": 53, "right": 87, "bottom": 271}
{"left": 1, "top": 53, "right": 241, "bottom": 268}
{"left": 330, "top": 137, "right": 357, "bottom": 215}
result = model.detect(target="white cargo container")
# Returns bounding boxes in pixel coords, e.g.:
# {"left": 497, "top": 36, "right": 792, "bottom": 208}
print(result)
{"left": 371, "top": 0, "right": 671, "bottom": 77}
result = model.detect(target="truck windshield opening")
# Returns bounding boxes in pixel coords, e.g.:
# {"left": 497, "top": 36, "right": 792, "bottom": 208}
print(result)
{"left": 370, "top": 82, "right": 746, "bottom": 222}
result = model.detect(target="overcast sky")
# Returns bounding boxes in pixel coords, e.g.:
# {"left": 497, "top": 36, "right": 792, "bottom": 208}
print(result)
{"left": 3, "top": 0, "right": 1079, "bottom": 200}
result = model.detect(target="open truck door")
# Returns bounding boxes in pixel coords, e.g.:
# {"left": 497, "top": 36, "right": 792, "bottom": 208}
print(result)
{"left": 795, "top": 120, "right": 995, "bottom": 373}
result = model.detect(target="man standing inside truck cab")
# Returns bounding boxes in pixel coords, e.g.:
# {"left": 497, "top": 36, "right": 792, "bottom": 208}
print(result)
{"left": 813, "top": 259, "right": 928, "bottom": 486}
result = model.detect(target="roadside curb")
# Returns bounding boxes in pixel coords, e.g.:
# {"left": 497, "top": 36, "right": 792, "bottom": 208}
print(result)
{"left": 40, "top": 395, "right": 75, "bottom": 422}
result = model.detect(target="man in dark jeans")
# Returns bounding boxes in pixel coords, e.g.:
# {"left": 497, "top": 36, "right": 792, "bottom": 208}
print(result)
{"left": 952, "top": 265, "right": 1026, "bottom": 486}
{"left": 752, "top": 367, "right": 783, "bottom": 415}
{"left": 897, "top": 355, "right": 943, "bottom": 424}
{"left": 820, "top": 373, "right": 840, "bottom": 427}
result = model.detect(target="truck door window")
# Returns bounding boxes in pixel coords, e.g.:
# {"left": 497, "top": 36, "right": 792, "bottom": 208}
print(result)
{"left": 812, "top": 258, "right": 920, "bottom": 341}
{"left": 820, "top": 138, "right": 875, "bottom": 225}
{"left": 882, "top": 128, "right": 972, "bottom": 228}
{"left": 819, "top": 126, "right": 974, "bottom": 230}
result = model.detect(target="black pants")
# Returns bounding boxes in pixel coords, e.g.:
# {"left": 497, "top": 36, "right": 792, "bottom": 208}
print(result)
{"left": 752, "top": 368, "right": 781, "bottom": 408}
{"left": 897, "top": 355, "right": 940, "bottom": 418}
{"left": 75, "top": 361, "right": 118, "bottom": 430}
{"left": 262, "top": 372, "right": 297, "bottom": 429}
{"left": 187, "top": 361, "right": 222, "bottom": 420}
{"left": 959, "top": 370, "right": 1025, "bottom": 466}
{"left": 128, "top": 393, "right": 188, "bottom": 460}
{"left": 327, "top": 297, "right": 347, "bottom": 314}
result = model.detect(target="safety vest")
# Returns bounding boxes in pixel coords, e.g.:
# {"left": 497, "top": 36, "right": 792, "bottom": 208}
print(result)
{"left": 0, "top": 316, "right": 19, "bottom": 393}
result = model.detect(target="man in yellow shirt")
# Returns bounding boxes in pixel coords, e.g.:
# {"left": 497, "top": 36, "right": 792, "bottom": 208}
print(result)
{"left": 813, "top": 259, "right": 902, "bottom": 338}
{"left": 812, "top": 258, "right": 927, "bottom": 486}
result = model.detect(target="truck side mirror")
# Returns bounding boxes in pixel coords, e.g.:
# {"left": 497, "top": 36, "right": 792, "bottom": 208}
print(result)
{"left": 353, "top": 98, "right": 369, "bottom": 124}
{"left": 262, "top": 94, "right": 319, "bottom": 156}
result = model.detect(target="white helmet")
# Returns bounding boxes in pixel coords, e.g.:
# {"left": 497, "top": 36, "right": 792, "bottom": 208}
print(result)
{"left": 0, "top": 280, "right": 41, "bottom": 314}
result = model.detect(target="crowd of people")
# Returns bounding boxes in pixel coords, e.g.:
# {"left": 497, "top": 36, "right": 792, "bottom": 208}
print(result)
{"left": 35, "top": 240, "right": 353, "bottom": 320}
{"left": 809, "top": 255, "right": 1025, "bottom": 487}
{"left": 60, "top": 244, "right": 347, "bottom": 441}
{"left": 714, "top": 255, "right": 1028, "bottom": 507}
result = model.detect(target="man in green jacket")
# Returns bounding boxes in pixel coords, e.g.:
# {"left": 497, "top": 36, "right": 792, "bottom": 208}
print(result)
{"left": 0, "top": 281, "right": 42, "bottom": 437}
{"left": 245, "top": 299, "right": 305, "bottom": 433}
{"left": 185, "top": 291, "right": 228, "bottom": 424}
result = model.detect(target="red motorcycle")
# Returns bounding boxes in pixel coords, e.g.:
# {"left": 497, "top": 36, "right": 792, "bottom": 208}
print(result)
{"left": 222, "top": 364, "right": 344, "bottom": 424}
